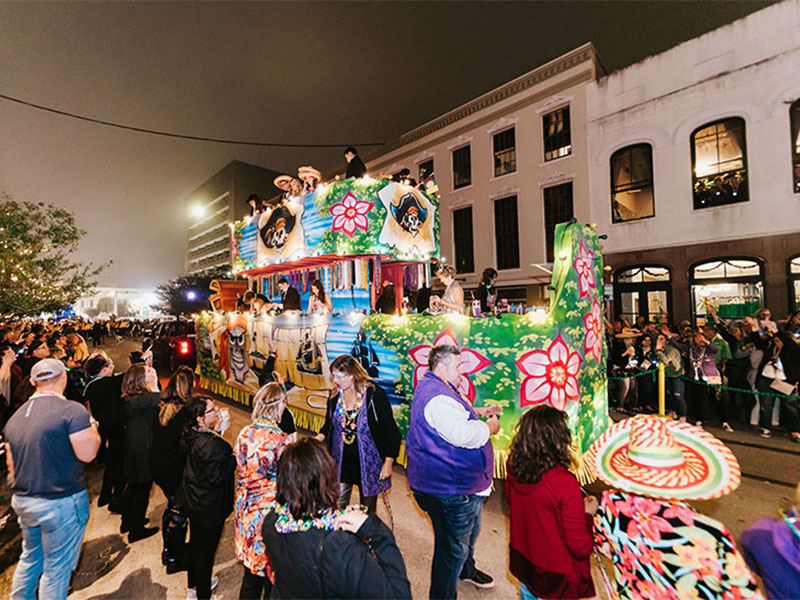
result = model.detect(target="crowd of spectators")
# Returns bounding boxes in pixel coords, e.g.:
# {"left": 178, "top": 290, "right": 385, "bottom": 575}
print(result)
{"left": 606, "top": 308, "right": 800, "bottom": 442}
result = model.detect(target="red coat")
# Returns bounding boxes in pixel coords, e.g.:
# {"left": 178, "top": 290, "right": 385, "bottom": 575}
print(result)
{"left": 505, "top": 464, "right": 595, "bottom": 599}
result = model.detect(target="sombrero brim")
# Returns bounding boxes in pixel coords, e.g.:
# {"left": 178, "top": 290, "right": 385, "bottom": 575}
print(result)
{"left": 273, "top": 175, "right": 293, "bottom": 189}
{"left": 587, "top": 418, "right": 741, "bottom": 501}
{"left": 298, "top": 167, "right": 321, "bottom": 180}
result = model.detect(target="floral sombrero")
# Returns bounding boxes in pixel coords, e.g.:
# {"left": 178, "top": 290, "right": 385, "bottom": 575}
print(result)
{"left": 586, "top": 415, "right": 741, "bottom": 501}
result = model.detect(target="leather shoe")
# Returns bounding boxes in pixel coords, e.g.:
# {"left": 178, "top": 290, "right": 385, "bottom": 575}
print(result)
{"left": 128, "top": 526, "right": 159, "bottom": 543}
{"left": 120, "top": 517, "right": 149, "bottom": 534}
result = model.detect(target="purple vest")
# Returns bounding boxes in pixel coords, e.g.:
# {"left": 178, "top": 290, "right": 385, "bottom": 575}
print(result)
{"left": 406, "top": 371, "right": 493, "bottom": 495}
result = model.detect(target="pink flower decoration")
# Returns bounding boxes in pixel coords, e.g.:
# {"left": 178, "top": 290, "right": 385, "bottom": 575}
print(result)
{"left": 583, "top": 298, "right": 603, "bottom": 364}
{"left": 409, "top": 327, "right": 493, "bottom": 404}
{"left": 516, "top": 333, "right": 581, "bottom": 410}
{"left": 573, "top": 239, "right": 596, "bottom": 298}
{"left": 330, "top": 191, "right": 374, "bottom": 237}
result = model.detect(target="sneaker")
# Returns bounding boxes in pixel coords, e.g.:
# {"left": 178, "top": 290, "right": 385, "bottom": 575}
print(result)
{"left": 790, "top": 432, "right": 800, "bottom": 443}
{"left": 695, "top": 421, "right": 703, "bottom": 429}
{"left": 211, "top": 576, "right": 219, "bottom": 591}
{"left": 128, "top": 526, "right": 159, "bottom": 543}
{"left": 186, "top": 590, "right": 197, "bottom": 600}
{"left": 460, "top": 569, "right": 494, "bottom": 589}
{"left": 722, "top": 422, "right": 734, "bottom": 432}
{"left": 761, "top": 429, "right": 771, "bottom": 439}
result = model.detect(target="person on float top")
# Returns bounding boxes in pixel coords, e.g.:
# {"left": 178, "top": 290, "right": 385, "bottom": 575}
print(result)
{"left": 4, "top": 358, "right": 101, "bottom": 600}
{"left": 375, "top": 280, "right": 397, "bottom": 314}
{"left": 273, "top": 175, "right": 294, "bottom": 202}
{"left": 406, "top": 344, "right": 501, "bottom": 598}
{"left": 430, "top": 264, "right": 464, "bottom": 314}
{"left": 741, "top": 481, "right": 800, "bottom": 599}
{"left": 506, "top": 405, "right": 596, "bottom": 600}
{"left": 297, "top": 166, "right": 322, "bottom": 194}
{"left": 246, "top": 194, "right": 264, "bottom": 217}
{"left": 261, "top": 437, "right": 411, "bottom": 599}
{"left": 237, "top": 290, "right": 256, "bottom": 312}
{"left": 317, "top": 355, "right": 401, "bottom": 514}
{"left": 589, "top": 414, "right": 758, "bottom": 600}
{"left": 474, "top": 268, "right": 498, "bottom": 314}
{"left": 308, "top": 279, "right": 333, "bottom": 314}
{"left": 344, "top": 146, "right": 367, "bottom": 179}
{"left": 83, "top": 351, "right": 126, "bottom": 513}
{"left": 392, "top": 168, "right": 417, "bottom": 186}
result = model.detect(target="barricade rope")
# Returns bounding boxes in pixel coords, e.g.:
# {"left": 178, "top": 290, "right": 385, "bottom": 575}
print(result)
{"left": 607, "top": 370, "right": 799, "bottom": 400}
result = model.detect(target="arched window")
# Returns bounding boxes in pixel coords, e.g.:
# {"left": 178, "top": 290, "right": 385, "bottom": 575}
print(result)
{"left": 610, "top": 144, "right": 654, "bottom": 223}
{"left": 791, "top": 99, "right": 800, "bottom": 193}
{"left": 691, "top": 117, "right": 748, "bottom": 209}
{"left": 690, "top": 257, "right": 763, "bottom": 323}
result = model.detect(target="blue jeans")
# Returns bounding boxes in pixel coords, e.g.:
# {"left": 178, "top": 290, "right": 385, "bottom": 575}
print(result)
{"left": 413, "top": 492, "right": 484, "bottom": 600}
{"left": 11, "top": 489, "right": 90, "bottom": 600}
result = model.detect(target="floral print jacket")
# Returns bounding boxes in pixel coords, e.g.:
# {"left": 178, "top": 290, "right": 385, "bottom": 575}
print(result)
{"left": 594, "top": 491, "right": 761, "bottom": 600}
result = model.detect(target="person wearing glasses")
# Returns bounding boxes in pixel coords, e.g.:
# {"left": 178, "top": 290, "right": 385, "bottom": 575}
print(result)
{"left": 316, "top": 355, "right": 401, "bottom": 514}
{"left": 176, "top": 396, "right": 235, "bottom": 600}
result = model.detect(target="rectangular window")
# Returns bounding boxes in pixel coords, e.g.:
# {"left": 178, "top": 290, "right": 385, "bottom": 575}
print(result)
{"left": 452, "top": 207, "right": 475, "bottom": 274}
{"left": 611, "top": 144, "right": 655, "bottom": 222}
{"left": 791, "top": 100, "right": 800, "bottom": 193}
{"left": 418, "top": 158, "right": 434, "bottom": 183}
{"left": 452, "top": 145, "right": 471, "bottom": 189}
{"left": 543, "top": 106, "right": 572, "bottom": 162}
{"left": 543, "top": 183, "right": 574, "bottom": 262}
{"left": 493, "top": 128, "right": 516, "bottom": 177}
{"left": 494, "top": 196, "right": 520, "bottom": 270}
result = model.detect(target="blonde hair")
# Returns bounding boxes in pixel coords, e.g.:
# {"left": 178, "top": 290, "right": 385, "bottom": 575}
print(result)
{"left": 435, "top": 264, "right": 456, "bottom": 279}
{"left": 252, "top": 382, "right": 286, "bottom": 422}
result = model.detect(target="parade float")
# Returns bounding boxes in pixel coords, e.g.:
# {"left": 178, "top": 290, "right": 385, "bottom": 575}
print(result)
{"left": 195, "top": 176, "right": 609, "bottom": 479}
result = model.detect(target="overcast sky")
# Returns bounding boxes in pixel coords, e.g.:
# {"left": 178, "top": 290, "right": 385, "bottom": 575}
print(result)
{"left": 0, "top": 1, "right": 771, "bottom": 288}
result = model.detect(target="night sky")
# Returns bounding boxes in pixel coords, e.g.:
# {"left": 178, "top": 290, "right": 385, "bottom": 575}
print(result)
{"left": 0, "top": 1, "right": 772, "bottom": 288}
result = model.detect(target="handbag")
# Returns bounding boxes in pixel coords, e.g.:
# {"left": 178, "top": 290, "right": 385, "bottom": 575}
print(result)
{"left": 761, "top": 360, "right": 787, "bottom": 381}
{"left": 769, "top": 379, "right": 797, "bottom": 396}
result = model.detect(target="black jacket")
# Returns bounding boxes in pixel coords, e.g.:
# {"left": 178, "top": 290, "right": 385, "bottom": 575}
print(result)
{"left": 282, "top": 286, "right": 301, "bottom": 311}
{"left": 83, "top": 374, "right": 124, "bottom": 428}
{"left": 150, "top": 405, "right": 189, "bottom": 498}
{"left": 176, "top": 428, "right": 235, "bottom": 527}
{"left": 346, "top": 155, "right": 367, "bottom": 179}
{"left": 262, "top": 511, "right": 411, "bottom": 599}
{"left": 123, "top": 391, "right": 161, "bottom": 482}
{"left": 320, "top": 385, "right": 401, "bottom": 461}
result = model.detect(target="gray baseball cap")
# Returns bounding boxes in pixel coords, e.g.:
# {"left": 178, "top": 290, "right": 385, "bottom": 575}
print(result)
{"left": 30, "top": 358, "right": 67, "bottom": 383}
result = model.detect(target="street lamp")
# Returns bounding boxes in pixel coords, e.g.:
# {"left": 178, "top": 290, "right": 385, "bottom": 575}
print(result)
{"left": 186, "top": 291, "right": 197, "bottom": 300}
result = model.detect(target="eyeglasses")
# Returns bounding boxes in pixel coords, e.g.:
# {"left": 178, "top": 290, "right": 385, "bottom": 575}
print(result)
{"left": 332, "top": 372, "right": 350, "bottom": 380}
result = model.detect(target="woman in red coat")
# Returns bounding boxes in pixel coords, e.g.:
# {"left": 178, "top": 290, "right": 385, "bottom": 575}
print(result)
{"left": 506, "top": 406, "right": 597, "bottom": 600}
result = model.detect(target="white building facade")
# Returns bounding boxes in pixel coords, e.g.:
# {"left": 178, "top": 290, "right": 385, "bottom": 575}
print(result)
{"left": 587, "top": 0, "right": 800, "bottom": 324}
{"left": 364, "top": 44, "right": 605, "bottom": 305}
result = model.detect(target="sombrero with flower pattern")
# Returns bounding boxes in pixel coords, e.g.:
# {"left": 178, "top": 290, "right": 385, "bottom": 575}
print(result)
{"left": 586, "top": 415, "right": 740, "bottom": 501}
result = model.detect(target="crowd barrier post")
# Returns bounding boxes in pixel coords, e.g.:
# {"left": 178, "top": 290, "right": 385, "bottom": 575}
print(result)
{"left": 658, "top": 363, "right": 666, "bottom": 416}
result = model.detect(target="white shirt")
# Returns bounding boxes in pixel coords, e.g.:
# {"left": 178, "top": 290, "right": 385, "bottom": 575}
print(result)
{"left": 423, "top": 394, "right": 493, "bottom": 496}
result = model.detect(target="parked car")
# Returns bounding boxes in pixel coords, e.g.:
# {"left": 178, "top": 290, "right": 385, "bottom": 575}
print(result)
{"left": 151, "top": 319, "right": 196, "bottom": 371}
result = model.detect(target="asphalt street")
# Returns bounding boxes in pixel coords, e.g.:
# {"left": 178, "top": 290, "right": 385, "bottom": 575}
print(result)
{"left": 1, "top": 338, "right": 794, "bottom": 599}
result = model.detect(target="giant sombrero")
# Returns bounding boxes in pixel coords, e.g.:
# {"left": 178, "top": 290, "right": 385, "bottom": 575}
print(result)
{"left": 273, "top": 175, "right": 293, "bottom": 190}
{"left": 297, "top": 166, "right": 321, "bottom": 181}
{"left": 586, "top": 415, "right": 741, "bottom": 501}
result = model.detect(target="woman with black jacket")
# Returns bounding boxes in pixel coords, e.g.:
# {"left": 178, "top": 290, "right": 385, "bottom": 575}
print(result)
{"left": 121, "top": 364, "right": 161, "bottom": 542}
{"left": 262, "top": 437, "right": 410, "bottom": 599}
{"left": 177, "top": 396, "right": 236, "bottom": 600}
{"left": 316, "top": 354, "right": 401, "bottom": 514}
{"left": 150, "top": 365, "right": 194, "bottom": 574}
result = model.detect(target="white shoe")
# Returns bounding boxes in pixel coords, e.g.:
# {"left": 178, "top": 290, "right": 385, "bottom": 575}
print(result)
{"left": 186, "top": 590, "right": 197, "bottom": 600}
{"left": 211, "top": 576, "right": 219, "bottom": 591}
{"left": 695, "top": 421, "right": 703, "bottom": 428}
{"left": 761, "top": 429, "right": 771, "bottom": 438}
{"left": 722, "top": 422, "right": 734, "bottom": 432}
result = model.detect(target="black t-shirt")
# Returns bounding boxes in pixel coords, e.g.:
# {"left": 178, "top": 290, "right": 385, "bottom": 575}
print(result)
{"left": 3, "top": 393, "right": 91, "bottom": 497}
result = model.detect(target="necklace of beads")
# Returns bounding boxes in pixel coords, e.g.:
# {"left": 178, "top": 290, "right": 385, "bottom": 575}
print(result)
{"left": 782, "top": 509, "right": 800, "bottom": 541}
{"left": 339, "top": 390, "right": 363, "bottom": 445}
{"left": 272, "top": 502, "right": 343, "bottom": 533}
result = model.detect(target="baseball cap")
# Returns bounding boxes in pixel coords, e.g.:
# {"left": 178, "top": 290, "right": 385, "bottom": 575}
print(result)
{"left": 30, "top": 358, "right": 66, "bottom": 383}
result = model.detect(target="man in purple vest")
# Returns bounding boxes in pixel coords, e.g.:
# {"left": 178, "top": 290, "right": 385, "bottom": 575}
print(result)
{"left": 406, "top": 344, "right": 500, "bottom": 599}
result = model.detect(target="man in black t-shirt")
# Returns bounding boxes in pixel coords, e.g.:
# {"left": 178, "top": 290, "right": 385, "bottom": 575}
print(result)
{"left": 278, "top": 277, "right": 301, "bottom": 311}
{"left": 3, "top": 359, "right": 101, "bottom": 599}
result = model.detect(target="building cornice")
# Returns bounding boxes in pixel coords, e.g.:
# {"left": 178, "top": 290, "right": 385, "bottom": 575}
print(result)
{"left": 364, "top": 43, "right": 599, "bottom": 164}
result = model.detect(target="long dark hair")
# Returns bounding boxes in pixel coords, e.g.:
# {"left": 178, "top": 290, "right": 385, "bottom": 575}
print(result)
{"left": 311, "top": 279, "right": 326, "bottom": 303}
{"left": 183, "top": 395, "right": 212, "bottom": 433}
{"left": 508, "top": 405, "right": 574, "bottom": 484}
{"left": 276, "top": 438, "right": 339, "bottom": 519}
{"left": 480, "top": 268, "right": 497, "bottom": 286}
{"left": 159, "top": 365, "right": 194, "bottom": 426}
